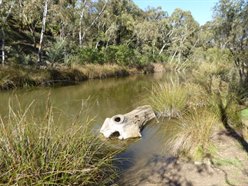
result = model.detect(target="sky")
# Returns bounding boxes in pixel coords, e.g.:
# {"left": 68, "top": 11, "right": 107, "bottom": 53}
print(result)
{"left": 132, "top": 0, "right": 219, "bottom": 25}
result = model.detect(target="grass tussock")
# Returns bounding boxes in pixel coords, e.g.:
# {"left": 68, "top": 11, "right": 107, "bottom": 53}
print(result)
{"left": 0, "top": 101, "right": 118, "bottom": 185}
{"left": 148, "top": 82, "right": 189, "bottom": 118}
{"left": 150, "top": 59, "right": 244, "bottom": 159}
{"left": 169, "top": 109, "right": 219, "bottom": 160}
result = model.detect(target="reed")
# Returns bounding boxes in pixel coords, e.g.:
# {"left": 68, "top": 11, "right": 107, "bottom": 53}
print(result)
{"left": 148, "top": 82, "right": 189, "bottom": 118}
{"left": 169, "top": 108, "right": 219, "bottom": 159}
{"left": 0, "top": 101, "right": 118, "bottom": 185}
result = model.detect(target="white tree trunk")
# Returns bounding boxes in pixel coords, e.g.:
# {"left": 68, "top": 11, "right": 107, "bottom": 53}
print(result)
{"left": 1, "top": 29, "right": 5, "bottom": 66}
{"left": 80, "top": 0, "right": 107, "bottom": 46}
{"left": 79, "top": 0, "right": 87, "bottom": 47}
{"left": 38, "top": 0, "right": 49, "bottom": 64}
{"left": 100, "top": 105, "right": 156, "bottom": 140}
{"left": 1, "top": 0, "right": 15, "bottom": 65}
{"left": 159, "top": 42, "right": 166, "bottom": 55}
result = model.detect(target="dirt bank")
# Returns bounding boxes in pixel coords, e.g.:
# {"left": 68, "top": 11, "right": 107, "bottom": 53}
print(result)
{"left": 119, "top": 130, "right": 248, "bottom": 186}
{"left": 0, "top": 63, "right": 156, "bottom": 91}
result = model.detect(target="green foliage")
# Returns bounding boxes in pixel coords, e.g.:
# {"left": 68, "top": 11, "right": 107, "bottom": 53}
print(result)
{"left": 169, "top": 108, "right": 218, "bottom": 160}
{"left": 213, "top": 0, "right": 248, "bottom": 90}
{"left": 148, "top": 82, "right": 189, "bottom": 118}
{"left": 47, "top": 38, "right": 68, "bottom": 64}
{"left": 104, "top": 45, "right": 137, "bottom": 65}
{"left": 0, "top": 101, "right": 118, "bottom": 185}
{"left": 76, "top": 45, "right": 138, "bottom": 66}
{"left": 79, "top": 48, "right": 105, "bottom": 64}
{"left": 1, "top": 0, "right": 202, "bottom": 66}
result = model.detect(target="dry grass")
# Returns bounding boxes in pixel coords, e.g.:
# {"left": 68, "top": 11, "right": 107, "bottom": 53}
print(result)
{"left": 148, "top": 82, "right": 189, "bottom": 118}
{"left": 169, "top": 108, "right": 219, "bottom": 159}
{"left": 0, "top": 64, "right": 138, "bottom": 90}
{"left": 0, "top": 100, "right": 118, "bottom": 185}
{"left": 71, "top": 63, "right": 131, "bottom": 79}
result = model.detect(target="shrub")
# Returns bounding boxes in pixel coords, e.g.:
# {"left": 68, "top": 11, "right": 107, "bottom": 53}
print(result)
{"left": 46, "top": 38, "right": 71, "bottom": 64}
{"left": 104, "top": 45, "right": 136, "bottom": 65}
{"left": 78, "top": 48, "right": 104, "bottom": 64}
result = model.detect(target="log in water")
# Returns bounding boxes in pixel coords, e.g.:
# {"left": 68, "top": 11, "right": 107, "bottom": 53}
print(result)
{"left": 100, "top": 105, "right": 156, "bottom": 140}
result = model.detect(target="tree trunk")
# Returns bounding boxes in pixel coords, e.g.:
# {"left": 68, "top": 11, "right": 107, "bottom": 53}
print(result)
{"left": 1, "top": 28, "right": 5, "bottom": 66}
{"left": 79, "top": 0, "right": 87, "bottom": 47}
{"left": 79, "top": 0, "right": 107, "bottom": 47}
{"left": 1, "top": 0, "right": 15, "bottom": 65}
{"left": 95, "top": 41, "right": 99, "bottom": 49}
{"left": 38, "top": 0, "right": 49, "bottom": 64}
{"left": 159, "top": 42, "right": 166, "bottom": 55}
{"left": 100, "top": 105, "right": 156, "bottom": 140}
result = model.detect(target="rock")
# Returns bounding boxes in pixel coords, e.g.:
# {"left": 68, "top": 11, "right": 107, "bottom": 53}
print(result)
{"left": 100, "top": 105, "right": 156, "bottom": 140}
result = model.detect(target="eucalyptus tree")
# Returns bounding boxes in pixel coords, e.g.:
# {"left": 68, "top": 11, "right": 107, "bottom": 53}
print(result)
{"left": 76, "top": 0, "right": 108, "bottom": 47}
{"left": 168, "top": 8, "right": 200, "bottom": 63}
{"left": 14, "top": 0, "right": 43, "bottom": 49}
{"left": 102, "top": 0, "right": 138, "bottom": 45}
{"left": 37, "top": 0, "right": 49, "bottom": 63}
{"left": 213, "top": 0, "right": 248, "bottom": 85}
{"left": 0, "top": 0, "right": 16, "bottom": 65}
{"left": 157, "top": 17, "right": 171, "bottom": 55}
{"left": 50, "top": 0, "right": 77, "bottom": 40}
{"left": 77, "top": 0, "right": 88, "bottom": 47}
{"left": 134, "top": 7, "right": 169, "bottom": 58}
{"left": 86, "top": 0, "right": 142, "bottom": 48}
{"left": 198, "top": 21, "right": 215, "bottom": 50}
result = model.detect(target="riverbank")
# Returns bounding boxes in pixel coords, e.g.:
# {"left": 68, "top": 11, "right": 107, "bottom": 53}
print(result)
{"left": 119, "top": 129, "right": 248, "bottom": 186}
{"left": 0, "top": 63, "right": 156, "bottom": 91}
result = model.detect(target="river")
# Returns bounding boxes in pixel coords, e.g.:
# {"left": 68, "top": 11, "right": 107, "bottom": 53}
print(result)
{"left": 0, "top": 72, "right": 183, "bottom": 185}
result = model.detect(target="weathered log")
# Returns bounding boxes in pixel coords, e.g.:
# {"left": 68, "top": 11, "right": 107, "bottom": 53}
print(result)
{"left": 100, "top": 105, "right": 156, "bottom": 140}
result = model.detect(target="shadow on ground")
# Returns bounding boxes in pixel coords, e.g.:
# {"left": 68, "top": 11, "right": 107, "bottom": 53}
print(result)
{"left": 118, "top": 155, "right": 227, "bottom": 186}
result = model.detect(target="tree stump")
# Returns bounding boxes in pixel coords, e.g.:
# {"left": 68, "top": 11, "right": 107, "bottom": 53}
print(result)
{"left": 100, "top": 105, "right": 156, "bottom": 140}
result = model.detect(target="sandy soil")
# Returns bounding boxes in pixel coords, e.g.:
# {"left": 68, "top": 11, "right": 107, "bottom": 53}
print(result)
{"left": 119, "top": 131, "right": 248, "bottom": 186}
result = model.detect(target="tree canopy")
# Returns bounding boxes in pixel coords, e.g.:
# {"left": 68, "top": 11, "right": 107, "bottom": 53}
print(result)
{"left": 0, "top": 0, "right": 247, "bottom": 88}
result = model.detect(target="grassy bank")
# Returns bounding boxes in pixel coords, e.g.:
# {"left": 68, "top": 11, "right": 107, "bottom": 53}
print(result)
{"left": 0, "top": 63, "right": 154, "bottom": 91}
{"left": 148, "top": 56, "right": 248, "bottom": 160}
{"left": 0, "top": 101, "right": 119, "bottom": 185}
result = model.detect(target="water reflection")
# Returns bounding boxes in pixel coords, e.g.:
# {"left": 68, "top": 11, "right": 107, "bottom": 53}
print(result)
{"left": 0, "top": 72, "right": 185, "bottom": 184}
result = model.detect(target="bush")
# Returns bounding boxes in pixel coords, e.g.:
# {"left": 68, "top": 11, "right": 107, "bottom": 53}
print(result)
{"left": 46, "top": 38, "right": 67, "bottom": 64}
{"left": 78, "top": 48, "right": 104, "bottom": 64}
{"left": 104, "top": 45, "right": 137, "bottom": 65}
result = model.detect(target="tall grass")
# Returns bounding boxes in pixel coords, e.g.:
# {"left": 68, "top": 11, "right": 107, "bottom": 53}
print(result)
{"left": 169, "top": 109, "right": 219, "bottom": 160}
{"left": 0, "top": 101, "right": 118, "bottom": 185}
{"left": 165, "top": 60, "right": 242, "bottom": 159}
{"left": 148, "top": 82, "right": 189, "bottom": 118}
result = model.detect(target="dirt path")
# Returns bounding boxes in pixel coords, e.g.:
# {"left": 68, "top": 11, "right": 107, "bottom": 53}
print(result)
{"left": 119, "top": 131, "right": 248, "bottom": 186}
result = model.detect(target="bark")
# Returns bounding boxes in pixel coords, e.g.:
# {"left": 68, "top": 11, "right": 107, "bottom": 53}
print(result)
{"left": 79, "top": 0, "right": 87, "bottom": 47}
{"left": 1, "top": 0, "right": 15, "bottom": 65}
{"left": 159, "top": 42, "right": 166, "bottom": 55}
{"left": 38, "top": 0, "right": 49, "bottom": 64}
{"left": 100, "top": 105, "right": 156, "bottom": 140}
{"left": 1, "top": 28, "right": 5, "bottom": 66}
{"left": 80, "top": 0, "right": 107, "bottom": 46}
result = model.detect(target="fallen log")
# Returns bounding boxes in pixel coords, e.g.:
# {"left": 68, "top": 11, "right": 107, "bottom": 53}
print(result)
{"left": 100, "top": 105, "right": 156, "bottom": 140}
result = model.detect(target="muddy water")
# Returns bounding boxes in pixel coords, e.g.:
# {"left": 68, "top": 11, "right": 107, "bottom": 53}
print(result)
{"left": 0, "top": 72, "right": 183, "bottom": 184}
